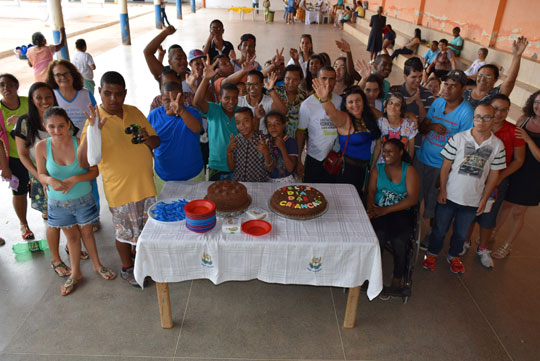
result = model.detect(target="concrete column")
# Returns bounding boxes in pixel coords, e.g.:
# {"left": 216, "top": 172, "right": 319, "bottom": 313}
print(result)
{"left": 191, "top": 0, "right": 196, "bottom": 13}
{"left": 155, "top": 0, "right": 162, "bottom": 29}
{"left": 47, "top": 0, "right": 69, "bottom": 60}
{"left": 488, "top": 0, "right": 507, "bottom": 48}
{"left": 119, "top": 0, "right": 131, "bottom": 45}
{"left": 176, "top": 0, "right": 183, "bottom": 19}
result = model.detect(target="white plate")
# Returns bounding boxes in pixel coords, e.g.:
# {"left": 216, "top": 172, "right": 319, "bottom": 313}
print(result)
{"left": 148, "top": 198, "right": 190, "bottom": 224}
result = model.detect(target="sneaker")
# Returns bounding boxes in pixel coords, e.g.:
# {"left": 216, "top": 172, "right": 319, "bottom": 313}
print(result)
{"left": 447, "top": 256, "right": 465, "bottom": 274}
{"left": 477, "top": 248, "right": 494, "bottom": 268}
{"left": 120, "top": 267, "right": 143, "bottom": 288}
{"left": 459, "top": 240, "right": 472, "bottom": 256}
{"left": 422, "top": 254, "right": 437, "bottom": 270}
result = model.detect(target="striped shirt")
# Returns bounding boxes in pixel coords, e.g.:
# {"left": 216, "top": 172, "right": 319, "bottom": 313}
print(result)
{"left": 441, "top": 129, "right": 506, "bottom": 207}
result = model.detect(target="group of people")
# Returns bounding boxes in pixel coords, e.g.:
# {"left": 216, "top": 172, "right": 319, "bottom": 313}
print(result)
{"left": 1, "top": 17, "right": 539, "bottom": 299}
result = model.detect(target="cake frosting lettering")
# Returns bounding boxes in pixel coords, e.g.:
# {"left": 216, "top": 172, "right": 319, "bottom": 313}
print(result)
{"left": 269, "top": 185, "right": 328, "bottom": 219}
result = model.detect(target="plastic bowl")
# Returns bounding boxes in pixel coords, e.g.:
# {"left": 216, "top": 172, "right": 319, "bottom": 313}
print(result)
{"left": 241, "top": 220, "right": 272, "bottom": 236}
{"left": 184, "top": 200, "right": 216, "bottom": 218}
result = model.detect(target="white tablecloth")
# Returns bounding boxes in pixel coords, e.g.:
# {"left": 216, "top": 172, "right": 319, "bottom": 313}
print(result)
{"left": 305, "top": 9, "right": 320, "bottom": 24}
{"left": 134, "top": 182, "right": 383, "bottom": 300}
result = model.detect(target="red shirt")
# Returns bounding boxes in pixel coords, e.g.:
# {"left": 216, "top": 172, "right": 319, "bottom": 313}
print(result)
{"left": 494, "top": 121, "right": 525, "bottom": 166}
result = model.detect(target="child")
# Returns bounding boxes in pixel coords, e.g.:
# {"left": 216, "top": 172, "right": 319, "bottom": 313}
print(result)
{"left": 263, "top": 0, "right": 271, "bottom": 22}
{"left": 237, "top": 82, "right": 248, "bottom": 97}
{"left": 422, "top": 103, "right": 506, "bottom": 274}
{"left": 227, "top": 107, "right": 273, "bottom": 182}
{"left": 265, "top": 110, "right": 298, "bottom": 182}
{"left": 78, "top": 71, "right": 160, "bottom": 287}
{"left": 72, "top": 39, "right": 96, "bottom": 94}
{"left": 36, "top": 107, "right": 115, "bottom": 295}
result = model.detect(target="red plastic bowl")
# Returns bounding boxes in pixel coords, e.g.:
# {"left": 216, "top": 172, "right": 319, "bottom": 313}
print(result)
{"left": 184, "top": 200, "right": 216, "bottom": 218}
{"left": 241, "top": 220, "right": 272, "bottom": 236}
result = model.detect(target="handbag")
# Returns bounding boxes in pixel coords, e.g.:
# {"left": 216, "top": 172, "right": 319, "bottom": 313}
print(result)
{"left": 323, "top": 121, "right": 352, "bottom": 176}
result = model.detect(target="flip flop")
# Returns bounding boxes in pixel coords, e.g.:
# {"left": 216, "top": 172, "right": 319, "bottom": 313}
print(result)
{"left": 65, "top": 246, "right": 90, "bottom": 260}
{"left": 96, "top": 266, "right": 117, "bottom": 280}
{"left": 92, "top": 221, "right": 101, "bottom": 232}
{"left": 51, "top": 261, "right": 71, "bottom": 277}
{"left": 60, "top": 277, "right": 82, "bottom": 296}
{"left": 21, "top": 224, "right": 35, "bottom": 240}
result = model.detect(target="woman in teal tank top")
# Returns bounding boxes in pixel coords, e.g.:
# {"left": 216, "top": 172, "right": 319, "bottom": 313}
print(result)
{"left": 366, "top": 138, "right": 419, "bottom": 297}
{"left": 35, "top": 107, "right": 115, "bottom": 296}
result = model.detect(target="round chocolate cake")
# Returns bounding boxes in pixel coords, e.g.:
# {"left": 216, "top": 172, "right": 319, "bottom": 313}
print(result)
{"left": 205, "top": 180, "right": 252, "bottom": 213}
{"left": 269, "top": 185, "right": 328, "bottom": 219}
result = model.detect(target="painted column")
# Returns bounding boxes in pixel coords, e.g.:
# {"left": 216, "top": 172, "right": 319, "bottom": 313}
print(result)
{"left": 119, "top": 0, "right": 131, "bottom": 45}
{"left": 155, "top": 0, "right": 162, "bottom": 29}
{"left": 176, "top": 0, "right": 183, "bottom": 19}
{"left": 191, "top": 0, "right": 196, "bottom": 13}
{"left": 202, "top": 0, "right": 206, "bottom": 8}
{"left": 488, "top": 0, "right": 507, "bottom": 48}
{"left": 47, "top": 0, "right": 69, "bottom": 60}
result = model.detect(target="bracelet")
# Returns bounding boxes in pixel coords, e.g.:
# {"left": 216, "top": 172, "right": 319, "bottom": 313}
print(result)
{"left": 267, "top": 88, "right": 274, "bottom": 93}
{"left": 265, "top": 158, "right": 274, "bottom": 166}
{"left": 318, "top": 98, "right": 329, "bottom": 103}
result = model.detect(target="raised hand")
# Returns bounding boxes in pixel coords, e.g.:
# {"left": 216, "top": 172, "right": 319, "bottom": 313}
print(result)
{"left": 85, "top": 105, "right": 107, "bottom": 129}
{"left": 202, "top": 55, "right": 219, "bottom": 79}
{"left": 227, "top": 133, "right": 237, "bottom": 153}
{"left": 242, "top": 54, "right": 258, "bottom": 72}
{"left": 157, "top": 45, "right": 166, "bottom": 58}
{"left": 335, "top": 38, "right": 351, "bottom": 53}
{"left": 228, "top": 48, "right": 236, "bottom": 61}
{"left": 264, "top": 71, "right": 278, "bottom": 91}
{"left": 254, "top": 134, "right": 270, "bottom": 155}
{"left": 272, "top": 48, "right": 285, "bottom": 67}
{"left": 512, "top": 36, "right": 529, "bottom": 57}
{"left": 354, "top": 58, "right": 372, "bottom": 79}
{"left": 312, "top": 78, "right": 331, "bottom": 101}
{"left": 255, "top": 104, "right": 266, "bottom": 119}
{"left": 168, "top": 91, "right": 185, "bottom": 116}
{"left": 273, "top": 133, "right": 285, "bottom": 149}
{"left": 164, "top": 25, "right": 176, "bottom": 36}
{"left": 290, "top": 48, "right": 299, "bottom": 62}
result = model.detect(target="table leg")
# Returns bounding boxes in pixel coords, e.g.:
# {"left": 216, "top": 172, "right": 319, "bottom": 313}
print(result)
{"left": 343, "top": 286, "right": 360, "bottom": 328}
{"left": 156, "top": 282, "right": 173, "bottom": 329}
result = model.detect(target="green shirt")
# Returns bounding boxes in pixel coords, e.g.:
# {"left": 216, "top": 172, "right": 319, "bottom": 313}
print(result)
{"left": 0, "top": 96, "right": 28, "bottom": 158}
{"left": 201, "top": 102, "right": 239, "bottom": 172}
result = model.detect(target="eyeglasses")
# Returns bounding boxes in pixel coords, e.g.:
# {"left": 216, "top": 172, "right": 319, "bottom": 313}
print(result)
{"left": 493, "top": 107, "right": 509, "bottom": 113}
{"left": 473, "top": 114, "right": 494, "bottom": 122}
{"left": 53, "top": 72, "right": 71, "bottom": 79}
{"left": 534, "top": 100, "right": 540, "bottom": 105}
{"left": 477, "top": 74, "right": 493, "bottom": 80}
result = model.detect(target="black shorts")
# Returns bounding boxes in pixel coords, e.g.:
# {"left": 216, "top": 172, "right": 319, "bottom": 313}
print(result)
{"left": 8, "top": 157, "right": 30, "bottom": 195}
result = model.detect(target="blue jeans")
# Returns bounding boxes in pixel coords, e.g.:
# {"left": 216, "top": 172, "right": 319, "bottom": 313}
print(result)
{"left": 427, "top": 200, "right": 477, "bottom": 258}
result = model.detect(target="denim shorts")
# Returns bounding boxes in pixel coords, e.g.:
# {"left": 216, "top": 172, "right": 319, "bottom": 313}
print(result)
{"left": 47, "top": 193, "right": 99, "bottom": 228}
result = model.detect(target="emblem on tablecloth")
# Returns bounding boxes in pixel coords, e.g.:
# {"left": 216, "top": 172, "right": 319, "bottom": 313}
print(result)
{"left": 307, "top": 257, "right": 322, "bottom": 272}
{"left": 201, "top": 252, "right": 214, "bottom": 268}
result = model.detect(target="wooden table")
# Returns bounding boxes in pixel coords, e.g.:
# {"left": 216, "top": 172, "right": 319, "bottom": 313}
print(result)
{"left": 134, "top": 182, "right": 383, "bottom": 329}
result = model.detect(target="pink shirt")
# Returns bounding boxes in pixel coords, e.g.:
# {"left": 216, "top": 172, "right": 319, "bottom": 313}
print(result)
{"left": 26, "top": 45, "right": 56, "bottom": 82}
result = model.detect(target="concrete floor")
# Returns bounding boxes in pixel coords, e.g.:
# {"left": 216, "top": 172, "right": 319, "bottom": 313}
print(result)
{"left": 1, "top": 7, "right": 540, "bottom": 361}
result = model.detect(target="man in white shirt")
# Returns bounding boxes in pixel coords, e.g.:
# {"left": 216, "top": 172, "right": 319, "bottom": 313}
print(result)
{"left": 422, "top": 103, "right": 506, "bottom": 274}
{"left": 296, "top": 66, "right": 342, "bottom": 182}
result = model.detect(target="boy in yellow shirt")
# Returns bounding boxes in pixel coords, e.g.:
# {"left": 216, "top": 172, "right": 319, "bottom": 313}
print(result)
{"left": 78, "top": 71, "right": 160, "bottom": 287}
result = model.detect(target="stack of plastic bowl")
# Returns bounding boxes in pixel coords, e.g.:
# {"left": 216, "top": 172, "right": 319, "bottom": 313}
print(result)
{"left": 184, "top": 200, "right": 216, "bottom": 233}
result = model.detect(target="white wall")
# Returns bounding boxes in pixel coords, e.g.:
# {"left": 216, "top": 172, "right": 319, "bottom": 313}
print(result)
{"left": 206, "top": 0, "right": 287, "bottom": 11}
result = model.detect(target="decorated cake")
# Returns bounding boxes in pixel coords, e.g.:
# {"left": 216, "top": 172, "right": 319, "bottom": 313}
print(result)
{"left": 269, "top": 185, "right": 328, "bottom": 219}
{"left": 205, "top": 180, "right": 252, "bottom": 213}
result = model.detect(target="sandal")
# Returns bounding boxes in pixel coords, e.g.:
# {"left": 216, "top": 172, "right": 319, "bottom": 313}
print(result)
{"left": 61, "top": 277, "right": 82, "bottom": 296}
{"left": 51, "top": 261, "right": 71, "bottom": 277}
{"left": 0, "top": 237, "right": 5, "bottom": 246}
{"left": 21, "top": 224, "right": 35, "bottom": 240}
{"left": 492, "top": 242, "right": 511, "bottom": 259}
{"left": 96, "top": 266, "right": 117, "bottom": 280}
{"left": 65, "top": 246, "right": 90, "bottom": 260}
{"left": 42, "top": 212, "right": 48, "bottom": 221}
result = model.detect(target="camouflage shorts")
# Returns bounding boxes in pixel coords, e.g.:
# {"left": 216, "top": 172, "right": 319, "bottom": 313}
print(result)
{"left": 109, "top": 197, "right": 155, "bottom": 245}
